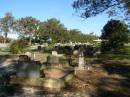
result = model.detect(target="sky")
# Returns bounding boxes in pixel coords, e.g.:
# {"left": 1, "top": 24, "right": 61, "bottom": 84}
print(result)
{"left": 0, "top": 0, "right": 111, "bottom": 37}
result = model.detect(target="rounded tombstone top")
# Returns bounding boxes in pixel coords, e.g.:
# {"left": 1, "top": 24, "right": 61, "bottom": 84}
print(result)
{"left": 18, "top": 55, "right": 31, "bottom": 62}
{"left": 47, "top": 55, "right": 59, "bottom": 64}
{"left": 73, "top": 50, "right": 79, "bottom": 55}
{"left": 25, "top": 52, "right": 32, "bottom": 58}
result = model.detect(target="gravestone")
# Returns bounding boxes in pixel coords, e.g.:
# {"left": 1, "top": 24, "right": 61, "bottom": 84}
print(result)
{"left": 16, "top": 61, "right": 41, "bottom": 78}
{"left": 19, "top": 55, "right": 31, "bottom": 62}
{"left": 78, "top": 56, "right": 85, "bottom": 69}
{"left": 47, "top": 55, "right": 59, "bottom": 64}
{"left": 52, "top": 51, "right": 63, "bottom": 57}
{"left": 73, "top": 50, "right": 79, "bottom": 56}
{"left": 52, "top": 51, "right": 58, "bottom": 56}
{"left": 25, "top": 52, "right": 32, "bottom": 58}
{"left": 78, "top": 48, "right": 85, "bottom": 69}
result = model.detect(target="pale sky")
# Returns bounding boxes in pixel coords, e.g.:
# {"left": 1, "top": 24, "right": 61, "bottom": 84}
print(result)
{"left": 0, "top": 0, "right": 113, "bottom": 37}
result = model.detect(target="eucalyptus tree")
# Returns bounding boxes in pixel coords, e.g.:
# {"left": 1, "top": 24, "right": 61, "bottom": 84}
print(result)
{"left": 17, "top": 16, "right": 39, "bottom": 45}
{"left": 0, "top": 12, "right": 15, "bottom": 43}
{"left": 35, "top": 18, "right": 69, "bottom": 43}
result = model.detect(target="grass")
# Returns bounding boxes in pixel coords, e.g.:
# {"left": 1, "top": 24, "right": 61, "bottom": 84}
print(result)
{"left": 0, "top": 45, "right": 130, "bottom": 96}
{"left": 31, "top": 51, "right": 50, "bottom": 62}
{"left": 97, "top": 46, "right": 130, "bottom": 65}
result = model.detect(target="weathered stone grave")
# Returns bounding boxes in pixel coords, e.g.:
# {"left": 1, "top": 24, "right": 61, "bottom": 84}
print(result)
{"left": 16, "top": 61, "right": 41, "bottom": 78}
{"left": 52, "top": 51, "right": 58, "bottom": 56}
{"left": 52, "top": 51, "right": 63, "bottom": 57}
{"left": 78, "top": 56, "right": 85, "bottom": 69}
{"left": 47, "top": 55, "right": 59, "bottom": 64}
{"left": 25, "top": 52, "right": 32, "bottom": 58}
{"left": 78, "top": 47, "right": 85, "bottom": 69}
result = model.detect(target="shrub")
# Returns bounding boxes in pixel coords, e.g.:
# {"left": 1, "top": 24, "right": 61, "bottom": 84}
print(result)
{"left": 10, "top": 40, "right": 28, "bottom": 54}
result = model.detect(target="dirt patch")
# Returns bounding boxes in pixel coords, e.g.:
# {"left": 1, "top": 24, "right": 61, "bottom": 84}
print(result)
{"left": 68, "top": 64, "right": 130, "bottom": 97}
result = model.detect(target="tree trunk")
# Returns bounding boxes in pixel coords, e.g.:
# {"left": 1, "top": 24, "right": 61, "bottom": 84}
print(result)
{"left": 4, "top": 32, "right": 7, "bottom": 43}
{"left": 29, "top": 36, "right": 32, "bottom": 45}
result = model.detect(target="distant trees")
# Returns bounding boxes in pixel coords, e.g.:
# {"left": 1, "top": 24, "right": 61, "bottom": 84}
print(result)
{"left": 16, "top": 16, "right": 39, "bottom": 45}
{"left": 0, "top": 12, "right": 15, "bottom": 43}
{"left": 101, "top": 19, "right": 130, "bottom": 52}
{"left": 0, "top": 12, "right": 98, "bottom": 44}
{"left": 73, "top": 0, "right": 130, "bottom": 20}
{"left": 35, "top": 18, "right": 68, "bottom": 43}
{"left": 69, "top": 29, "right": 98, "bottom": 43}
{"left": 33, "top": 18, "right": 98, "bottom": 44}
{"left": 128, "top": 33, "right": 130, "bottom": 42}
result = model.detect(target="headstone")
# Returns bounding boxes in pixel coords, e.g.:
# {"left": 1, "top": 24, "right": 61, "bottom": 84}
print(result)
{"left": 52, "top": 51, "right": 63, "bottom": 57}
{"left": 25, "top": 52, "right": 32, "bottom": 58}
{"left": 37, "top": 46, "right": 42, "bottom": 51}
{"left": 73, "top": 50, "right": 79, "bottom": 56}
{"left": 78, "top": 56, "right": 85, "bottom": 69}
{"left": 19, "top": 55, "right": 31, "bottom": 61}
{"left": 52, "top": 51, "right": 58, "bottom": 56}
{"left": 78, "top": 49, "right": 85, "bottom": 69}
{"left": 16, "top": 61, "right": 41, "bottom": 78}
{"left": 47, "top": 55, "right": 59, "bottom": 64}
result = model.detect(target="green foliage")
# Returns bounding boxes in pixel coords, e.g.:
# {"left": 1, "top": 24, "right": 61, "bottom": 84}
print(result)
{"left": 10, "top": 40, "right": 28, "bottom": 54}
{"left": 34, "top": 19, "right": 98, "bottom": 44}
{"left": 35, "top": 18, "right": 69, "bottom": 43}
{"left": 101, "top": 19, "right": 130, "bottom": 52}
{"left": 128, "top": 33, "right": 130, "bottom": 42}
{"left": 69, "top": 29, "right": 98, "bottom": 43}
{"left": 17, "top": 16, "right": 40, "bottom": 44}
{"left": 73, "top": 0, "right": 130, "bottom": 20}
{"left": 0, "top": 12, "right": 14, "bottom": 43}
{"left": 0, "top": 12, "right": 98, "bottom": 44}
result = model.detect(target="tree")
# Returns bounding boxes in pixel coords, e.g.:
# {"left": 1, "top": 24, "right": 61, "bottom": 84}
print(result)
{"left": 17, "top": 16, "right": 39, "bottom": 45}
{"left": 35, "top": 18, "right": 68, "bottom": 43}
{"left": 128, "top": 33, "right": 130, "bottom": 42}
{"left": 73, "top": 0, "right": 130, "bottom": 20}
{"left": 101, "top": 19, "right": 130, "bottom": 52}
{"left": 0, "top": 12, "right": 14, "bottom": 43}
{"left": 69, "top": 29, "right": 98, "bottom": 42}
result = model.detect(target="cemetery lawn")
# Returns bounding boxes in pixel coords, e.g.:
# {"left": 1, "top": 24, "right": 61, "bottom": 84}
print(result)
{"left": 0, "top": 52, "right": 130, "bottom": 97}
{"left": 73, "top": 52, "right": 130, "bottom": 97}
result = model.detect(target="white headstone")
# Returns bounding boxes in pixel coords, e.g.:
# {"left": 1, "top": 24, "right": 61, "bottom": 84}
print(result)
{"left": 25, "top": 52, "right": 32, "bottom": 58}
{"left": 52, "top": 51, "right": 58, "bottom": 56}
{"left": 78, "top": 56, "right": 85, "bottom": 69}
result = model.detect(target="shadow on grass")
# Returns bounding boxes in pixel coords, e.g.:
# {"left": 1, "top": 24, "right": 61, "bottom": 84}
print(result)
{"left": 0, "top": 55, "right": 10, "bottom": 65}
{"left": 0, "top": 85, "right": 24, "bottom": 96}
{"left": 91, "top": 57, "right": 130, "bottom": 97}
{"left": 0, "top": 55, "right": 21, "bottom": 96}
{"left": 0, "top": 55, "right": 50, "bottom": 96}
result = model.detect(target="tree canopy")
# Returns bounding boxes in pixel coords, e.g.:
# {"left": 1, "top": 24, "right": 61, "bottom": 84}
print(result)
{"left": 101, "top": 19, "right": 130, "bottom": 52}
{"left": 0, "top": 12, "right": 15, "bottom": 43}
{"left": 16, "top": 16, "right": 39, "bottom": 44}
{"left": 73, "top": 0, "right": 130, "bottom": 20}
{"left": 0, "top": 12, "right": 98, "bottom": 44}
{"left": 34, "top": 18, "right": 68, "bottom": 43}
{"left": 33, "top": 18, "right": 98, "bottom": 44}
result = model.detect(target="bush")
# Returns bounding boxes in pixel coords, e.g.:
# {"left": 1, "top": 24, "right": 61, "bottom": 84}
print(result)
{"left": 101, "top": 19, "right": 130, "bottom": 52}
{"left": 10, "top": 40, "right": 28, "bottom": 54}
